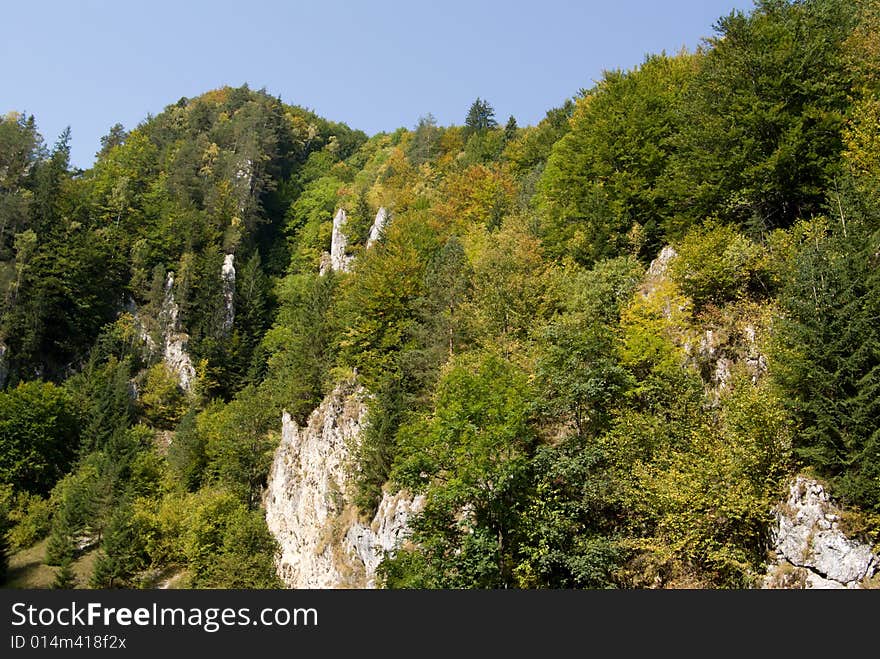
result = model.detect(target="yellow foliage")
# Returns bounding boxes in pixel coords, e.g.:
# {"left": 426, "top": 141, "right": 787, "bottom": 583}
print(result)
{"left": 843, "top": 96, "right": 880, "bottom": 194}
{"left": 435, "top": 164, "right": 516, "bottom": 232}
{"left": 618, "top": 277, "right": 692, "bottom": 375}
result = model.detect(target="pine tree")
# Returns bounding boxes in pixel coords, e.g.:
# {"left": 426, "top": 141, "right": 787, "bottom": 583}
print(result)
{"left": 775, "top": 196, "right": 880, "bottom": 513}
{"left": 45, "top": 514, "right": 76, "bottom": 566}
{"left": 0, "top": 499, "right": 10, "bottom": 584}
{"left": 52, "top": 556, "right": 77, "bottom": 589}
{"left": 464, "top": 98, "right": 497, "bottom": 136}
{"left": 89, "top": 505, "right": 143, "bottom": 588}
{"left": 504, "top": 115, "right": 518, "bottom": 142}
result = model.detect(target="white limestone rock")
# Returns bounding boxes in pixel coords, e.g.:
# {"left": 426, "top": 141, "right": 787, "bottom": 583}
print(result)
{"left": 645, "top": 245, "right": 678, "bottom": 281}
{"left": 264, "top": 381, "right": 422, "bottom": 588}
{"left": 345, "top": 490, "right": 425, "bottom": 588}
{"left": 0, "top": 342, "right": 7, "bottom": 389}
{"left": 764, "top": 476, "right": 879, "bottom": 589}
{"left": 158, "top": 273, "right": 196, "bottom": 392}
{"left": 366, "top": 207, "right": 388, "bottom": 248}
{"left": 329, "top": 208, "right": 353, "bottom": 273}
{"left": 221, "top": 253, "right": 235, "bottom": 333}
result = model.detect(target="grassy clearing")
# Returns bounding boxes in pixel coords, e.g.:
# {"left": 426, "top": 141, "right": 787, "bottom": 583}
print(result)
{"left": 5, "top": 538, "right": 97, "bottom": 589}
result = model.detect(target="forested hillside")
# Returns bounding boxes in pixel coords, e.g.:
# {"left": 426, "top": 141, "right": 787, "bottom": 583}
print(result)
{"left": 1, "top": 0, "right": 878, "bottom": 589}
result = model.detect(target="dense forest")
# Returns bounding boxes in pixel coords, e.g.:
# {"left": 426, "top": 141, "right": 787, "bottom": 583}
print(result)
{"left": 1, "top": 0, "right": 878, "bottom": 589}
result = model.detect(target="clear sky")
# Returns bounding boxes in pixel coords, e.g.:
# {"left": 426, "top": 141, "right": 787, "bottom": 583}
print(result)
{"left": 2, "top": 0, "right": 756, "bottom": 170}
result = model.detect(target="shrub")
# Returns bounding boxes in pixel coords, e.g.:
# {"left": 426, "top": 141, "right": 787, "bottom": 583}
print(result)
{"left": 670, "top": 220, "right": 766, "bottom": 310}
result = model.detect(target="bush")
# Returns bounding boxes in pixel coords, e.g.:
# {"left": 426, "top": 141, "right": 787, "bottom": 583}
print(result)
{"left": 139, "top": 363, "right": 187, "bottom": 429}
{"left": 0, "top": 381, "right": 80, "bottom": 495}
{"left": 7, "top": 492, "right": 53, "bottom": 551}
{"left": 670, "top": 220, "right": 766, "bottom": 310}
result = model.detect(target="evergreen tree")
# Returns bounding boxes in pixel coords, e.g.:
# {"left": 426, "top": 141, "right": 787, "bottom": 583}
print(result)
{"left": 464, "top": 98, "right": 497, "bottom": 136}
{"left": 408, "top": 114, "right": 441, "bottom": 166}
{"left": 97, "top": 123, "right": 128, "bottom": 159}
{"left": 504, "top": 115, "right": 518, "bottom": 142}
{"left": 774, "top": 199, "right": 880, "bottom": 512}
{"left": 45, "top": 509, "right": 76, "bottom": 566}
{"left": 52, "top": 556, "right": 77, "bottom": 589}
{"left": 0, "top": 497, "right": 10, "bottom": 584}
{"left": 89, "top": 504, "right": 145, "bottom": 588}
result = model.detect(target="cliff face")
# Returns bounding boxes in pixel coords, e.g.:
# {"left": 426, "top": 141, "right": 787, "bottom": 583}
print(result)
{"left": 320, "top": 206, "right": 390, "bottom": 275}
{"left": 156, "top": 272, "right": 197, "bottom": 392}
{"left": 221, "top": 253, "right": 235, "bottom": 333}
{"left": 644, "top": 246, "right": 876, "bottom": 589}
{"left": 764, "top": 476, "right": 879, "bottom": 589}
{"left": 366, "top": 207, "right": 388, "bottom": 248}
{"left": 264, "top": 381, "right": 422, "bottom": 588}
{"left": 0, "top": 341, "right": 7, "bottom": 389}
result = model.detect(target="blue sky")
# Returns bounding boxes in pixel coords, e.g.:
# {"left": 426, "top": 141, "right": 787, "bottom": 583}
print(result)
{"left": 2, "top": 0, "right": 755, "bottom": 170}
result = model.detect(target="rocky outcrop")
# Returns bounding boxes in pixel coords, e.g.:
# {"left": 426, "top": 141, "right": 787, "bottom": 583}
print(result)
{"left": 366, "top": 207, "right": 388, "bottom": 248}
{"left": 264, "top": 381, "right": 422, "bottom": 588}
{"left": 327, "top": 208, "right": 353, "bottom": 274}
{"left": 643, "top": 245, "right": 769, "bottom": 394}
{"left": 764, "top": 476, "right": 879, "bottom": 589}
{"left": 133, "top": 254, "right": 239, "bottom": 392}
{"left": 344, "top": 490, "right": 424, "bottom": 587}
{"left": 157, "top": 273, "right": 196, "bottom": 392}
{"left": 221, "top": 253, "right": 235, "bottom": 333}
{"left": 319, "top": 206, "right": 389, "bottom": 275}
{"left": 0, "top": 341, "right": 7, "bottom": 389}
{"left": 645, "top": 245, "right": 677, "bottom": 282}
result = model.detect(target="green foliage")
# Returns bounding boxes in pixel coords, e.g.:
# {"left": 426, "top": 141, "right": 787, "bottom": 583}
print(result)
{"left": 539, "top": 53, "right": 696, "bottom": 262}
{"left": 139, "top": 363, "right": 187, "bottom": 429}
{"left": 468, "top": 216, "right": 556, "bottom": 352}
{"left": 670, "top": 220, "right": 767, "bottom": 310}
{"left": 418, "top": 235, "right": 474, "bottom": 360}
{"left": 199, "top": 387, "right": 277, "bottom": 509}
{"left": 504, "top": 100, "right": 574, "bottom": 179}
{"left": 6, "top": 491, "right": 53, "bottom": 551}
{"left": 407, "top": 114, "right": 441, "bottom": 166}
{"left": 166, "top": 409, "right": 207, "bottom": 491}
{"left": 514, "top": 439, "right": 623, "bottom": 588}
{"left": 353, "top": 379, "right": 404, "bottom": 514}
{"left": 536, "top": 257, "right": 642, "bottom": 438}
{"left": 180, "top": 487, "right": 281, "bottom": 588}
{"left": 633, "top": 375, "right": 792, "bottom": 587}
{"left": 336, "top": 211, "right": 439, "bottom": 388}
{"left": 90, "top": 502, "right": 149, "bottom": 588}
{"left": 462, "top": 130, "right": 506, "bottom": 166}
{"left": 71, "top": 354, "right": 137, "bottom": 454}
{"left": 4, "top": 9, "right": 878, "bottom": 591}
{"left": 0, "top": 490, "right": 10, "bottom": 583}
{"left": 0, "top": 381, "right": 80, "bottom": 495}
{"left": 261, "top": 271, "right": 338, "bottom": 422}
{"left": 773, "top": 201, "right": 880, "bottom": 513}
{"left": 52, "top": 556, "right": 77, "bottom": 589}
{"left": 464, "top": 98, "right": 498, "bottom": 136}
{"left": 389, "top": 351, "right": 536, "bottom": 587}
{"left": 664, "top": 0, "right": 857, "bottom": 234}
{"left": 285, "top": 175, "right": 342, "bottom": 270}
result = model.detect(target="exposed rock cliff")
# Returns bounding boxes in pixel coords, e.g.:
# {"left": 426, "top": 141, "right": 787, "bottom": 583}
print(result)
{"left": 157, "top": 273, "right": 196, "bottom": 392}
{"left": 366, "top": 206, "right": 388, "bottom": 248}
{"left": 764, "top": 476, "right": 879, "bottom": 589}
{"left": 221, "top": 253, "right": 235, "bottom": 333}
{"left": 0, "top": 341, "right": 7, "bottom": 389}
{"left": 326, "top": 208, "right": 353, "bottom": 274}
{"left": 319, "top": 207, "right": 389, "bottom": 275}
{"left": 264, "top": 381, "right": 422, "bottom": 588}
